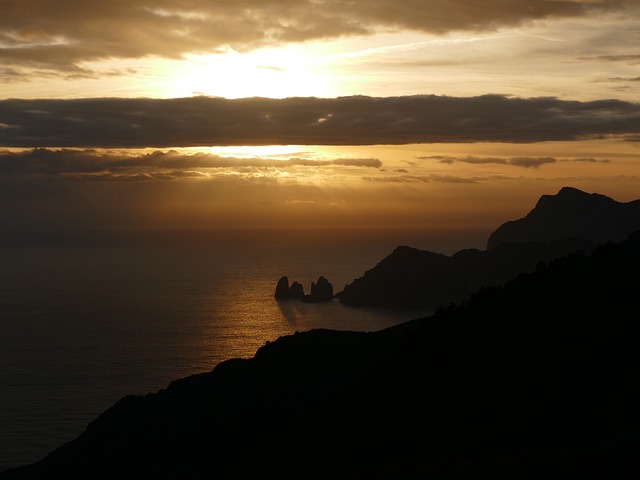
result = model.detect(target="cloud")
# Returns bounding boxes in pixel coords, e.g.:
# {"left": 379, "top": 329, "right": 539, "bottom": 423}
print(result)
{"left": 561, "top": 157, "right": 611, "bottom": 163}
{"left": 607, "top": 76, "right": 640, "bottom": 82}
{"left": 508, "top": 156, "right": 556, "bottom": 168}
{"left": 0, "top": 148, "right": 381, "bottom": 180}
{"left": 363, "top": 174, "right": 480, "bottom": 184}
{"left": 578, "top": 55, "right": 640, "bottom": 64}
{"left": 426, "top": 155, "right": 558, "bottom": 168}
{"left": 0, "top": 1, "right": 633, "bottom": 76}
{"left": 2, "top": 95, "right": 638, "bottom": 148}
{"left": 421, "top": 155, "right": 508, "bottom": 166}
{"left": 422, "top": 154, "right": 615, "bottom": 168}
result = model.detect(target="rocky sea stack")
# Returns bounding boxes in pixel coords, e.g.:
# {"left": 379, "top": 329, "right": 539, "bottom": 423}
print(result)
{"left": 275, "top": 275, "right": 334, "bottom": 302}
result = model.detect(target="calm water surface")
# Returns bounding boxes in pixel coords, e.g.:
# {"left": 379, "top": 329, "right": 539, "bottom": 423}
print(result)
{"left": 0, "top": 236, "right": 432, "bottom": 471}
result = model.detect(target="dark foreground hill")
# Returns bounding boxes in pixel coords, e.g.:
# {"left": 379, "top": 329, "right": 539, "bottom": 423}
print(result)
{"left": 337, "top": 187, "right": 640, "bottom": 308}
{"left": 3, "top": 231, "right": 640, "bottom": 479}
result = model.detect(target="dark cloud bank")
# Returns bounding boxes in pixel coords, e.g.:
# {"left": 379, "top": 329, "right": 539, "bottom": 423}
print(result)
{"left": 1, "top": 95, "right": 639, "bottom": 148}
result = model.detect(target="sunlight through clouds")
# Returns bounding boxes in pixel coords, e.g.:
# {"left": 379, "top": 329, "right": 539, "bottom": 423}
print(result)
{"left": 167, "top": 46, "right": 338, "bottom": 99}
{"left": 0, "top": 0, "right": 638, "bottom": 241}
{"left": 201, "top": 145, "right": 307, "bottom": 159}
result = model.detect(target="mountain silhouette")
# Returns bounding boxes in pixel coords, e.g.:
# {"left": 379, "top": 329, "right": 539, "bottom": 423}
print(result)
{"left": 336, "top": 187, "right": 640, "bottom": 308}
{"left": 3, "top": 230, "right": 640, "bottom": 478}
{"left": 487, "top": 186, "right": 640, "bottom": 249}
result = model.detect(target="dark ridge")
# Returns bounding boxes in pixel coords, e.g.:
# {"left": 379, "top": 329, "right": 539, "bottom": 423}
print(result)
{"left": 336, "top": 237, "right": 593, "bottom": 308}
{"left": 487, "top": 186, "right": 640, "bottom": 250}
{"left": 337, "top": 187, "right": 640, "bottom": 308}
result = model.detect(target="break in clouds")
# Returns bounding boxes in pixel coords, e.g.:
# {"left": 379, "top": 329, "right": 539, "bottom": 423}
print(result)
{"left": 1, "top": 1, "right": 633, "bottom": 76}
{"left": 1, "top": 95, "right": 640, "bottom": 148}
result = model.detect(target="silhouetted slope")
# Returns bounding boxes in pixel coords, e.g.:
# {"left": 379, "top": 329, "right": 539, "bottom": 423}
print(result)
{"left": 337, "top": 237, "right": 593, "bottom": 308}
{"left": 487, "top": 186, "right": 640, "bottom": 249}
{"left": 4, "top": 232, "right": 640, "bottom": 478}
{"left": 336, "top": 245, "right": 451, "bottom": 307}
{"left": 337, "top": 187, "right": 639, "bottom": 308}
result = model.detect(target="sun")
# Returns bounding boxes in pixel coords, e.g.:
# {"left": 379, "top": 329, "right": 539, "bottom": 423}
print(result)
{"left": 166, "top": 45, "right": 338, "bottom": 99}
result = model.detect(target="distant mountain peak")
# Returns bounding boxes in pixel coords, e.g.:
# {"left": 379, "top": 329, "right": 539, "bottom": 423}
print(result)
{"left": 558, "top": 186, "right": 589, "bottom": 195}
{"left": 487, "top": 187, "right": 640, "bottom": 249}
{"left": 533, "top": 186, "right": 617, "bottom": 213}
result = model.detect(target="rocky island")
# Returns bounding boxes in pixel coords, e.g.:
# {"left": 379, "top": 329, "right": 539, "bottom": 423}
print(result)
{"left": 275, "top": 275, "right": 334, "bottom": 302}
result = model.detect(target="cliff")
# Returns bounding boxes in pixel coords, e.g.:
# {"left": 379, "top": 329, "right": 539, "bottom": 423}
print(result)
{"left": 337, "top": 187, "right": 640, "bottom": 308}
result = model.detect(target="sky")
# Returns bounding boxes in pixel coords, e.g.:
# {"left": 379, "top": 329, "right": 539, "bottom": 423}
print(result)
{"left": 1, "top": 0, "right": 639, "bottom": 253}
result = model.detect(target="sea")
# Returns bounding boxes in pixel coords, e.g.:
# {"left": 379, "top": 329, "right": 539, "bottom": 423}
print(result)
{"left": 0, "top": 228, "right": 446, "bottom": 472}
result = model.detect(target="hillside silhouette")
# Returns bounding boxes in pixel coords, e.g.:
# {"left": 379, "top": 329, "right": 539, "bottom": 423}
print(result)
{"left": 337, "top": 186, "right": 640, "bottom": 308}
{"left": 487, "top": 186, "right": 640, "bottom": 249}
{"left": 3, "top": 229, "right": 640, "bottom": 477}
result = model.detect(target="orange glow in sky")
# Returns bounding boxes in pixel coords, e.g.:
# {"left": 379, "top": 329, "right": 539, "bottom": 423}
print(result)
{"left": 0, "top": 1, "right": 638, "bottom": 252}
